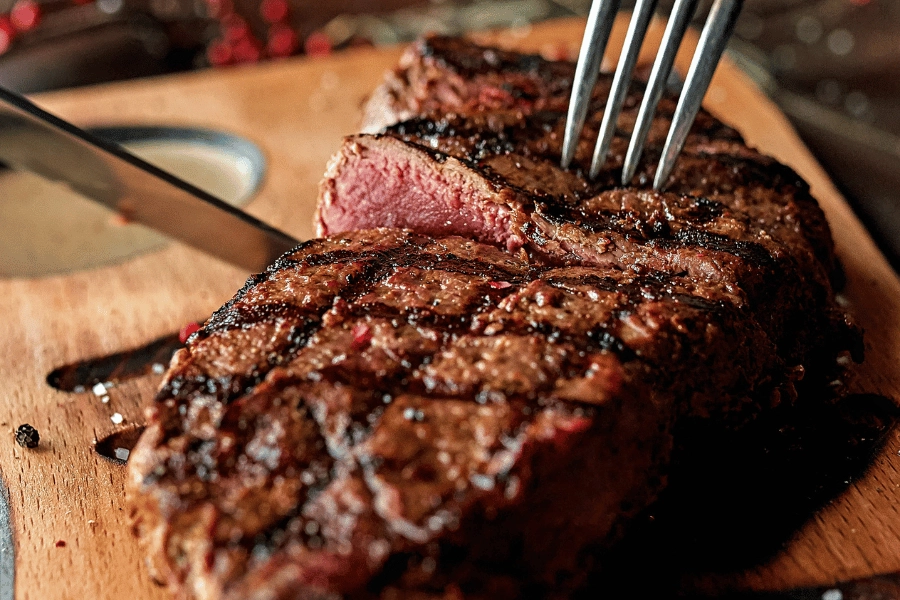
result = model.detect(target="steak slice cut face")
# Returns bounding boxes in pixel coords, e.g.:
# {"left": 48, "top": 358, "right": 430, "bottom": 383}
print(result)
{"left": 127, "top": 229, "right": 792, "bottom": 600}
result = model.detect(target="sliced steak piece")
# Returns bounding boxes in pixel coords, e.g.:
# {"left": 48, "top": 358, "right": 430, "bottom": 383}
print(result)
{"left": 319, "top": 39, "right": 858, "bottom": 389}
{"left": 362, "top": 36, "right": 585, "bottom": 134}
{"left": 128, "top": 228, "right": 791, "bottom": 600}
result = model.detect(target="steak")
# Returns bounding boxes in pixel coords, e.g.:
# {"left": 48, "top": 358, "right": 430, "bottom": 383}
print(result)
{"left": 318, "top": 35, "right": 857, "bottom": 387}
{"left": 128, "top": 36, "right": 860, "bottom": 600}
{"left": 128, "top": 228, "right": 793, "bottom": 600}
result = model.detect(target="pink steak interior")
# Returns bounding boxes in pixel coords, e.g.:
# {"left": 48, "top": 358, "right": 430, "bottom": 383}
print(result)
{"left": 317, "top": 136, "right": 524, "bottom": 252}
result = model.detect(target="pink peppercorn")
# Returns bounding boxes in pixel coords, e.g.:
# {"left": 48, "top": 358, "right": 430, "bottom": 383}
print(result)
{"left": 179, "top": 322, "right": 201, "bottom": 344}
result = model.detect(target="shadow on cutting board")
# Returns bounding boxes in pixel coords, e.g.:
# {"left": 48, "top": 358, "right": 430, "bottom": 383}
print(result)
{"left": 587, "top": 391, "right": 900, "bottom": 598}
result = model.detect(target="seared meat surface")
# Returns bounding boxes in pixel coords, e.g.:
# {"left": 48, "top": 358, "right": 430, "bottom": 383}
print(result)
{"left": 361, "top": 36, "right": 587, "bottom": 134}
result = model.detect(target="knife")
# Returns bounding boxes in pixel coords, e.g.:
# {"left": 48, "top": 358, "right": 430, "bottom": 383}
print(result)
{"left": 0, "top": 85, "right": 300, "bottom": 272}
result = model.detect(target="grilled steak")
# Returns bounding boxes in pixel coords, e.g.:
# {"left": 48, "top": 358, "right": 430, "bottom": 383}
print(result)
{"left": 128, "top": 228, "right": 794, "bottom": 600}
{"left": 128, "top": 36, "right": 860, "bottom": 600}
{"left": 318, "top": 36, "right": 857, "bottom": 387}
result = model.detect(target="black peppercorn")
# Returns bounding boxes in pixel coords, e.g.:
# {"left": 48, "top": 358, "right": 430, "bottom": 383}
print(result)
{"left": 15, "top": 424, "right": 39, "bottom": 449}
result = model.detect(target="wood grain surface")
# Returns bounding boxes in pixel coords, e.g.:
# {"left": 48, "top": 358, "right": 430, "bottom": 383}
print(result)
{"left": 1, "top": 15, "right": 898, "bottom": 599}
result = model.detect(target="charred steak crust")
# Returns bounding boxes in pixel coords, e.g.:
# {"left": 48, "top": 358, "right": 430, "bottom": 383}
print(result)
{"left": 129, "top": 229, "right": 792, "bottom": 599}
{"left": 129, "top": 36, "right": 859, "bottom": 600}
{"left": 361, "top": 36, "right": 584, "bottom": 135}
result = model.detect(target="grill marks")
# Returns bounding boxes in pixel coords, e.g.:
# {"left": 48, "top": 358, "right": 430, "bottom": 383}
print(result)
{"left": 331, "top": 114, "right": 812, "bottom": 305}
{"left": 180, "top": 230, "right": 777, "bottom": 415}
{"left": 133, "top": 230, "right": 784, "bottom": 599}
{"left": 387, "top": 110, "right": 749, "bottom": 182}
{"left": 543, "top": 271, "right": 728, "bottom": 312}
{"left": 320, "top": 35, "right": 856, "bottom": 381}
{"left": 220, "top": 241, "right": 586, "bottom": 396}
{"left": 180, "top": 234, "right": 746, "bottom": 407}
{"left": 341, "top": 34, "right": 837, "bottom": 304}
{"left": 420, "top": 36, "right": 572, "bottom": 88}
{"left": 534, "top": 196, "right": 732, "bottom": 244}
{"left": 360, "top": 36, "right": 590, "bottom": 133}
{"left": 205, "top": 303, "right": 312, "bottom": 335}
{"left": 381, "top": 112, "right": 788, "bottom": 274}
{"left": 659, "top": 230, "right": 777, "bottom": 271}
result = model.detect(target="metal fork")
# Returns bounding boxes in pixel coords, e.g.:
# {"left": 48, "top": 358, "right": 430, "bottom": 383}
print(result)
{"left": 561, "top": 0, "right": 743, "bottom": 190}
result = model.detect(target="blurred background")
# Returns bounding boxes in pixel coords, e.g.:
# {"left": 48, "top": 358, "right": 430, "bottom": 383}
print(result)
{"left": 0, "top": 0, "right": 898, "bottom": 269}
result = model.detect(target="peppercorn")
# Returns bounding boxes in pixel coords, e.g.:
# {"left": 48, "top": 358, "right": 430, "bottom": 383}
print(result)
{"left": 15, "top": 424, "right": 39, "bottom": 449}
{"left": 179, "top": 321, "right": 201, "bottom": 344}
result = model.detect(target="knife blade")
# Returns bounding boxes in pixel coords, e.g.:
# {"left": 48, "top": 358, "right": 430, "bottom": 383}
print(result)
{"left": 0, "top": 85, "right": 300, "bottom": 273}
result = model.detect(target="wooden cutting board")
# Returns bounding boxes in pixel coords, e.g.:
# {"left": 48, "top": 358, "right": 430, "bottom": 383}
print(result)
{"left": 2, "top": 15, "right": 899, "bottom": 599}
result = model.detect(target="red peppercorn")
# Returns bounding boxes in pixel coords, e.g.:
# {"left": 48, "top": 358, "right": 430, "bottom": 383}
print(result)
{"left": 179, "top": 322, "right": 201, "bottom": 344}
{"left": 304, "top": 31, "right": 332, "bottom": 58}
{"left": 55, "top": 540, "right": 66, "bottom": 548}
{"left": 350, "top": 323, "right": 373, "bottom": 351}
{"left": 10, "top": 0, "right": 40, "bottom": 32}
{"left": 266, "top": 24, "right": 297, "bottom": 57}
{"left": 259, "top": 0, "right": 288, "bottom": 24}
{"left": 556, "top": 415, "right": 592, "bottom": 434}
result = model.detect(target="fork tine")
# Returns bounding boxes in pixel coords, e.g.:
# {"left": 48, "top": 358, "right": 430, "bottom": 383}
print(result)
{"left": 589, "top": 0, "right": 658, "bottom": 179}
{"left": 620, "top": 0, "right": 698, "bottom": 185}
{"left": 561, "top": 0, "right": 621, "bottom": 169}
{"left": 654, "top": 0, "right": 743, "bottom": 190}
